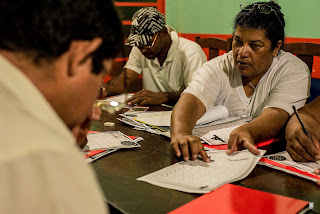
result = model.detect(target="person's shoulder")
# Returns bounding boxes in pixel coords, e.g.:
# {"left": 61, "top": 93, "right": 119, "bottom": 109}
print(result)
{"left": 278, "top": 50, "right": 309, "bottom": 71}
{"left": 202, "top": 51, "right": 234, "bottom": 73}
{"left": 205, "top": 51, "right": 233, "bottom": 65}
{"left": 178, "top": 37, "right": 203, "bottom": 51}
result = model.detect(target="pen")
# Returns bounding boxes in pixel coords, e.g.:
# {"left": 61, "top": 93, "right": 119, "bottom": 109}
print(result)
{"left": 161, "top": 104, "right": 174, "bottom": 109}
{"left": 292, "top": 105, "right": 311, "bottom": 139}
{"left": 293, "top": 106, "right": 320, "bottom": 167}
{"left": 133, "top": 119, "right": 167, "bottom": 132}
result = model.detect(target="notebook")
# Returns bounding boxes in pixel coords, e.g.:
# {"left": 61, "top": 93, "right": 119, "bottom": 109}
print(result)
{"left": 169, "top": 184, "right": 310, "bottom": 214}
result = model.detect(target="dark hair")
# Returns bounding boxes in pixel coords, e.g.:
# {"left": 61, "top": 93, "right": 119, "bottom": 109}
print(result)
{"left": 233, "top": 1, "right": 285, "bottom": 50}
{"left": 0, "top": 0, "right": 123, "bottom": 74}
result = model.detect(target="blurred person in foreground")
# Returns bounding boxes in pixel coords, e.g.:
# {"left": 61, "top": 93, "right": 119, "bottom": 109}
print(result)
{"left": 170, "top": 1, "right": 310, "bottom": 162}
{"left": 100, "top": 7, "right": 207, "bottom": 106}
{"left": 0, "top": 0, "right": 123, "bottom": 213}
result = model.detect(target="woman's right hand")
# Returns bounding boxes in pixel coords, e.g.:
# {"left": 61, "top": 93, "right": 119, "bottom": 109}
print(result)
{"left": 170, "top": 134, "right": 210, "bottom": 162}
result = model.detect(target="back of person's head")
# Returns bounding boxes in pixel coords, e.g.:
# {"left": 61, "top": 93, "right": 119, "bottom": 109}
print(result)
{"left": 233, "top": 1, "right": 285, "bottom": 49}
{"left": 0, "top": 0, "right": 123, "bottom": 74}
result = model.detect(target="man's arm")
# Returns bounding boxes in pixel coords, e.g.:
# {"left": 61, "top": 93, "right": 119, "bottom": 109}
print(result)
{"left": 300, "top": 96, "right": 320, "bottom": 119}
{"left": 126, "top": 89, "right": 184, "bottom": 106}
{"left": 170, "top": 93, "right": 210, "bottom": 162}
{"left": 286, "top": 96, "right": 320, "bottom": 161}
{"left": 100, "top": 68, "right": 138, "bottom": 98}
{"left": 228, "top": 107, "right": 290, "bottom": 155}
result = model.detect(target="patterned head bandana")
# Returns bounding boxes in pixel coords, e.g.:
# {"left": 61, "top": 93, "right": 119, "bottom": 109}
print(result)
{"left": 125, "top": 7, "right": 165, "bottom": 47}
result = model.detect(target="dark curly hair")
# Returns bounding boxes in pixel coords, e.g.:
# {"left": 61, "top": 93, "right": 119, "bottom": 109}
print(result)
{"left": 0, "top": 0, "right": 123, "bottom": 74}
{"left": 233, "top": 1, "right": 285, "bottom": 50}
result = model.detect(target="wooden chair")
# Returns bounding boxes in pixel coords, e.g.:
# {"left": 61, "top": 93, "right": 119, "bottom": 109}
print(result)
{"left": 195, "top": 36, "right": 233, "bottom": 60}
{"left": 282, "top": 42, "right": 320, "bottom": 72}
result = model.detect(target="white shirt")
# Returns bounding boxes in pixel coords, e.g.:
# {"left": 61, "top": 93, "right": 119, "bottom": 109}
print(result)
{"left": 124, "top": 25, "right": 207, "bottom": 92}
{"left": 0, "top": 56, "right": 108, "bottom": 214}
{"left": 184, "top": 50, "right": 310, "bottom": 117}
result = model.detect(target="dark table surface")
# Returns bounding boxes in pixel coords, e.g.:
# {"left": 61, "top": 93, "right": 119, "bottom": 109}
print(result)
{"left": 90, "top": 106, "right": 320, "bottom": 214}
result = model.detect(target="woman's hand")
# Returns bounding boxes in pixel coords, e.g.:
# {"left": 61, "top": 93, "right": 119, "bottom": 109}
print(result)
{"left": 170, "top": 134, "right": 210, "bottom": 162}
{"left": 227, "top": 124, "right": 260, "bottom": 155}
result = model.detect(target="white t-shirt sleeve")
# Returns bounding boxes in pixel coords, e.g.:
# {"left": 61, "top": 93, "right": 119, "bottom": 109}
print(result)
{"left": 0, "top": 152, "right": 108, "bottom": 214}
{"left": 262, "top": 61, "right": 310, "bottom": 115}
{"left": 124, "top": 47, "right": 143, "bottom": 75}
{"left": 184, "top": 56, "right": 230, "bottom": 110}
{"left": 183, "top": 53, "right": 232, "bottom": 110}
{"left": 183, "top": 50, "right": 207, "bottom": 88}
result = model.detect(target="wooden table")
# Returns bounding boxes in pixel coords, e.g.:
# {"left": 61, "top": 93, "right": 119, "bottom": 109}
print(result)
{"left": 90, "top": 107, "right": 320, "bottom": 214}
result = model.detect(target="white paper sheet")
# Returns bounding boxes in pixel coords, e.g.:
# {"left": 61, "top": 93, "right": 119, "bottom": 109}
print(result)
{"left": 124, "top": 105, "right": 229, "bottom": 127}
{"left": 201, "top": 125, "right": 241, "bottom": 145}
{"left": 259, "top": 151, "right": 320, "bottom": 182}
{"left": 84, "top": 131, "right": 141, "bottom": 151}
{"left": 101, "top": 93, "right": 134, "bottom": 103}
{"left": 131, "top": 111, "right": 172, "bottom": 127}
{"left": 138, "top": 150, "right": 266, "bottom": 194}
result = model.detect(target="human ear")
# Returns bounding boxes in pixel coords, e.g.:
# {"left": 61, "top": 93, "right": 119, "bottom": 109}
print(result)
{"left": 67, "top": 38, "right": 103, "bottom": 77}
{"left": 273, "top": 40, "right": 283, "bottom": 57}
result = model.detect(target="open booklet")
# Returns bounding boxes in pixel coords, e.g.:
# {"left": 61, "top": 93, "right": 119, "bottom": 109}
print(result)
{"left": 137, "top": 149, "right": 266, "bottom": 194}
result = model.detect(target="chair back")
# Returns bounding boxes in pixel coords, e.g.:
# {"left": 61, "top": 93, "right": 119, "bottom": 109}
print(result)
{"left": 195, "top": 36, "right": 233, "bottom": 60}
{"left": 282, "top": 42, "right": 320, "bottom": 72}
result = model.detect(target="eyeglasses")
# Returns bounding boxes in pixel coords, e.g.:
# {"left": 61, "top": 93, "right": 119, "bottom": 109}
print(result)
{"left": 144, "top": 31, "right": 160, "bottom": 49}
{"left": 240, "top": 2, "right": 284, "bottom": 27}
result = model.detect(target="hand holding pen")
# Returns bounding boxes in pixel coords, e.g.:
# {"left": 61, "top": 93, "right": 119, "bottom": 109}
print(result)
{"left": 286, "top": 106, "right": 320, "bottom": 163}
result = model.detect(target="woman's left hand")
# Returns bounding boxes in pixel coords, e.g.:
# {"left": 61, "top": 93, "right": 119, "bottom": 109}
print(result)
{"left": 227, "top": 124, "right": 260, "bottom": 155}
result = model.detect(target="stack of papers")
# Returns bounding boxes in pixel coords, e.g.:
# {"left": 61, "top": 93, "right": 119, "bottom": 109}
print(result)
{"left": 201, "top": 125, "right": 241, "bottom": 145}
{"left": 138, "top": 150, "right": 265, "bottom": 193}
{"left": 118, "top": 111, "right": 171, "bottom": 137}
{"left": 118, "top": 106, "right": 252, "bottom": 140}
{"left": 83, "top": 131, "right": 142, "bottom": 163}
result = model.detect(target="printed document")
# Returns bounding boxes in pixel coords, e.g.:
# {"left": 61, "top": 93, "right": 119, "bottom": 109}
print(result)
{"left": 138, "top": 150, "right": 266, "bottom": 194}
{"left": 84, "top": 131, "right": 141, "bottom": 151}
{"left": 201, "top": 125, "right": 241, "bottom": 145}
{"left": 259, "top": 151, "right": 320, "bottom": 182}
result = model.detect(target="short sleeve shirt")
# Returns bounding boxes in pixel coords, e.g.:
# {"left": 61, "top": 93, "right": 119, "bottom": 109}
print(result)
{"left": 184, "top": 50, "right": 310, "bottom": 117}
{"left": 124, "top": 25, "right": 207, "bottom": 92}
{"left": 0, "top": 56, "right": 108, "bottom": 214}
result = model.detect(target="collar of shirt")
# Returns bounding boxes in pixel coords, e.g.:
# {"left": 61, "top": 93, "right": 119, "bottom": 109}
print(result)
{"left": 163, "top": 25, "right": 179, "bottom": 63}
{"left": 0, "top": 55, "right": 74, "bottom": 144}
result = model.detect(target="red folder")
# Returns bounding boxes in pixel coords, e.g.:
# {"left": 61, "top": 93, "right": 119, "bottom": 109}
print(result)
{"left": 169, "top": 184, "right": 309, "bottom": 214}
